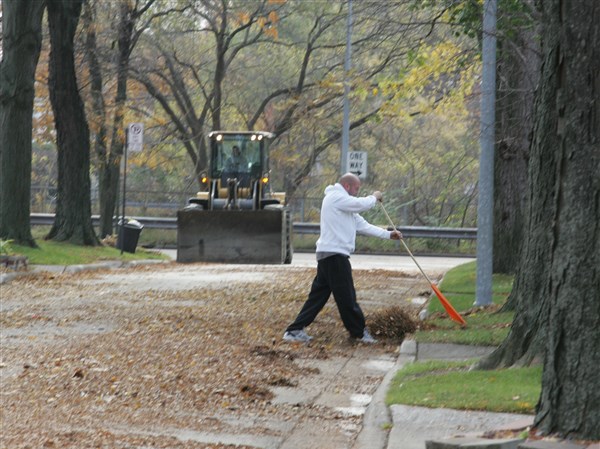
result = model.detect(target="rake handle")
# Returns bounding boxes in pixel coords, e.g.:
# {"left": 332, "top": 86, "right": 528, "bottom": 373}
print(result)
{"left": 380, "top": 202, "right": 467, "bottom": 327}
{"left": 379, "top": 202, "right": 434, "bottom": 285}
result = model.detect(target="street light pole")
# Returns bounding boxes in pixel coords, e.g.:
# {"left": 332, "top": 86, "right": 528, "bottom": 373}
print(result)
{"left": 475, "top": 0, "right": 497, "bottom": 306}
{"left": 120, "top": 127, "right": 129, "bottom": 255}
{"left": 340, "top": 0, "right": 353, "bottom": 175}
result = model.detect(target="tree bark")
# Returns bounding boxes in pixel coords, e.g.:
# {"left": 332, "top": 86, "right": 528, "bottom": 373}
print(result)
{"left": 45, "top": 0, "right": 99, "bottom": 245}
{"left": 82, "top": 1, "right": 112, "bottom": 239}
{"left": 85, "top": 1, "right": 176, "bottom": 237}
{"left": 0, "top": 0, "right": 45, "bottom": 246}
{"left": 532, "top": 0, "right": 600, "bottom": 439}
{"left": 478, "top": 0, "right": 599, "bottom": 439}
{"left": 98, "top": 1, "right": 135, "bottom": 239}
{"left": 493, "top": 3, "right": 540, "bottom": 275}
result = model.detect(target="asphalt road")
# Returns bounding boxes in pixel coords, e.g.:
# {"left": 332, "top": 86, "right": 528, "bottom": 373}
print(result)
{"left": 159, "top": 249, "right": 474, "bottom": 275}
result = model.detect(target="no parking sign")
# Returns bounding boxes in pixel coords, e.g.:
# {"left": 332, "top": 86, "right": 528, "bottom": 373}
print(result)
{"left": 127, "top": 123, "right": 144, "bottom": 152}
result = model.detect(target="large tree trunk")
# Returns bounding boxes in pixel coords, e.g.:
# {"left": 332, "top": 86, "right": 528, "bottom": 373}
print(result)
{"left": 99, "top": 1, "right": 134, "bottom": 238}
{"left": 97, "top": 163, "right": 121, "bottom": 238}
{"left": 533, "top": 0, "right": 599, "bottom": 439}
{"left": 493, "top": 3, "right": 540, "bottom": 275}
{"left": 478, "top": 0, "right": 599, "bottom": 439}
{"left": 83, "top": 1, "right": 135, "bottom": 238}
{"left": 475, "top": 73, "right": 558, "bottom": 366}
{"left": 82, "top": 1, "right": 111, "bottom": 239}
{"left": 45, "top": 0, "right": 99, "bottom": 245}
{"left": 0, "top": 0, "right": 45, "bottom": 246}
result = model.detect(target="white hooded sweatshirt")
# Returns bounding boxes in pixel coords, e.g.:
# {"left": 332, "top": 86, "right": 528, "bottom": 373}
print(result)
{"left": 316, "top": 183, "right": 391, "bottom": 256}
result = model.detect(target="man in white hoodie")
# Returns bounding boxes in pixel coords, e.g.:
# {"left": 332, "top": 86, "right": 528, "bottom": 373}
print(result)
{"left": 283, "top": 173, "right": 402, "bottom": 344}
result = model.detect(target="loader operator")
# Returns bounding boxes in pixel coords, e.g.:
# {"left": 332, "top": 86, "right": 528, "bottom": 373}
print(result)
{"left": 225, "top": 146, "right": 248, "bottom": 172}
{"left": 283, "top": 173, "right": 402, "bottom": 344}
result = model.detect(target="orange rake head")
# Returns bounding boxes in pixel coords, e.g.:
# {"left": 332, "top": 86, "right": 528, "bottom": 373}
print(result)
{"left": 431, "top": 284, "right": 467, "bottom": 327}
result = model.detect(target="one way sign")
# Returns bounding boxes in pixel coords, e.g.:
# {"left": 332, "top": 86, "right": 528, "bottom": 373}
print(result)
{"left": 347, "top": 151, "right": 367, "bottom": 179}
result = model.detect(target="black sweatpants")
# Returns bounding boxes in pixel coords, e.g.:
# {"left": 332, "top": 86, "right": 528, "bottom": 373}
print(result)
{"left": 286, "top": 254, "right": 365, "bottom": 338}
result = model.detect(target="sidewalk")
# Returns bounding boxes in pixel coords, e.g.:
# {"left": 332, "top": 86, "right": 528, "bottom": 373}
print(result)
{"left": 352, "top": 341, "right": 526, "bottom": 449}
{"left": 358, "top": 342, "right": 598, "bottom": 449}
{"left": 366, "top": 341, "right": 533, "bottom": 449}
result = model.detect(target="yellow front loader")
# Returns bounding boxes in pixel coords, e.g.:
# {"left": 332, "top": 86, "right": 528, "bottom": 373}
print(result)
{"left": 176, "top": 131, "right": 293, "bottom": 264}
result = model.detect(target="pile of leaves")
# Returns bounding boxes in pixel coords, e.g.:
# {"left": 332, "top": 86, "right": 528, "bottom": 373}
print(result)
{"left": 368, "top": 305, "right": 418, "bottom": 342}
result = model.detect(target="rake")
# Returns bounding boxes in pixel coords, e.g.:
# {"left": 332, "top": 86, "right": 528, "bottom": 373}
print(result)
{"left": 379, "top": 202, "right": 467, "bottom": 327}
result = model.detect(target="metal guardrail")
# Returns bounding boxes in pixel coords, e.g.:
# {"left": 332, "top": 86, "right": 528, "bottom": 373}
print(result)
{"left": 31, "top": 213, "right": 477, "bottom": 239}
{"left": 293, "top": 222, "right": 476, "bottom": 239}
{"left": 388, "top": 225, "right": 477, "bottom": 240}
{"left": 30, "top": 213, "right": 178, "bottom": 230}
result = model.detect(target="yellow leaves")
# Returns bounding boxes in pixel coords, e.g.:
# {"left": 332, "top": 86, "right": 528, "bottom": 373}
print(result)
{"left": 257, "top": 10, "right": 280, "bottom": 39}
{"left": 318, "top": 74, "right": 343, "bottom": 92}
{"left": 237, "top": 12, "right": 251, "bottom": 25}
{"left": 234, "top": 7, "right": 281, "bottom": 39}
{"left": 115, "top": 126, "right": 126, "bottom": 142}
{"left": 378, "top": 39, "right": 479, "bottom": 130}
{"left": 127, "top": 140, "right": 185, "bottom": 176}
{"left": 268, "top": 10, "right": 280, "bottom": 24}
{"left": 257, "top": 16, "right": 267, "bottom": 28}
{"left": 263, "top": 27, "right": 279, "bottom": 39}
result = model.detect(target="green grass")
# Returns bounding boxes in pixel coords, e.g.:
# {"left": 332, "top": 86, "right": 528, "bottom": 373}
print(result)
{"left": 385, "top": 260, "right": 543, "bottom": 415}
{"left": 416, "top": 312, "right": 514, "bottom": 346}
{"left": 30, "top": 226, "right": 177, "bottom": 251}
{"left": 10, "top": 239, "right": 166, "bottom": 265}
{"left": 428, "top": 261, "right": 514, "bottom": 312}
{"left": 386, "top": 359, "right": 541, "bottom": 414}
{"left": 416, "top": 261, "right": 515, "bottom": 346}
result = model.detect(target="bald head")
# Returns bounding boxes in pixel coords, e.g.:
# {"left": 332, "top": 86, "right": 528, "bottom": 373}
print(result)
{"left": 339, "top": 172, "right": 361, "bottom": 196}
{"left": 339, "top": 172, "right": 360, "bottom": 186}
{"left": 339, "top": 172, "right": 383, "bottom": 202}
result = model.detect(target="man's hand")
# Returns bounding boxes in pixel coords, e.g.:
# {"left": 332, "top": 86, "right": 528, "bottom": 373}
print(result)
{"left": 390, "top": 230, "right": 403, "bottom": 240}
{"left": 373, "top": 191, "right": 383, "bottom": 202}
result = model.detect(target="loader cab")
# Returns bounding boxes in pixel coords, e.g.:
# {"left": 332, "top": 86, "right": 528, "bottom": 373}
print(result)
{"left": 191, "top": 131, "right": 282, "bottom": 210}
{"left": 209, "top": 131, "right": 270, "bottom": 188}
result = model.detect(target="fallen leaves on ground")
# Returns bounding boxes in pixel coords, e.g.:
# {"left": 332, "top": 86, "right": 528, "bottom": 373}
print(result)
{"left": 1, "top": 263, "right": 426, "bottom": 447}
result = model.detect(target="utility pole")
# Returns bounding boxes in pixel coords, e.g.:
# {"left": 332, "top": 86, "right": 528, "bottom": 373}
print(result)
{"left": 340, "top": 0, "right": 353, "bottom": 175}
{"left": 120, "top": 127, "right": 129, "bottom": 255}
{"left": 475, "top": 0, "right": 497, "bottom": 306}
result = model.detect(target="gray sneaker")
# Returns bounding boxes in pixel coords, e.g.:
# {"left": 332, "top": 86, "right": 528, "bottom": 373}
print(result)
{"left": 359, "top": 328, "right": 378, "bottom": 344}
{"left": 283, "top": 329, "right": 313, "bottom": 343}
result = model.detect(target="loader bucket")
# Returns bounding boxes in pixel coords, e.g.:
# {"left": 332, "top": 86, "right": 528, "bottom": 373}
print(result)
{"left": 176, "top": 208, "right": 292, "bottom": 264}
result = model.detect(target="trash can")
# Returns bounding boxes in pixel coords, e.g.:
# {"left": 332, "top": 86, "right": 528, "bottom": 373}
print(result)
{"left": 117, "top": 219, "right": 144, "bottom": 253}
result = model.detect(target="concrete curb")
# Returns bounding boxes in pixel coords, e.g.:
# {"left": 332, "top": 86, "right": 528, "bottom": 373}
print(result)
{"left": 1, "top": 259, "right": 170, "bottom": 284}
{"left": 64, "top": 261, "right": 124, "bottom": 273}
{"left": 426, "top": 437, "right": 525, "bottom": 449}
{"left": 353, "top": 339, "right": 418, "bottom": 449}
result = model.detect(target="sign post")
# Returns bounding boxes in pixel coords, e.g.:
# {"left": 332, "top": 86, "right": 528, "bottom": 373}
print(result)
{"left": 347, "top": 151, "right": 367, "bottom": 179}
{"left": 120, "top": 123, "right": 144, "bottom": 254}
{"left": 127, "top": 122, "right": 144, "bottom": 153}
